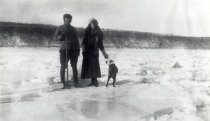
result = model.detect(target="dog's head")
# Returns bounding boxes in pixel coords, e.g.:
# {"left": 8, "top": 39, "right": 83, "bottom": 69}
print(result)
{"left": 105, "top": 59, "right": 114, "bottom": 65}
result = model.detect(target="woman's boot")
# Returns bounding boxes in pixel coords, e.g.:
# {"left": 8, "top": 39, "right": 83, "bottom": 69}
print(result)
{"left": 92, "top": 77, "right": 98, "bottom": 87}
{"left": 88, "top": 78, "right": 95, "bottom": 86}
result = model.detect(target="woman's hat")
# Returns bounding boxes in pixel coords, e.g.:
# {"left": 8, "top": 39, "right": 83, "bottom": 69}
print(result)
{"left": 89, "top": 18, "right": 98, "bottom": 26}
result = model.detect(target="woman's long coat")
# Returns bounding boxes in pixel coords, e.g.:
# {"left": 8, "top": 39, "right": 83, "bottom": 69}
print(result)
{"left": 81, "top": 26, "right": 105, "bottom": 79}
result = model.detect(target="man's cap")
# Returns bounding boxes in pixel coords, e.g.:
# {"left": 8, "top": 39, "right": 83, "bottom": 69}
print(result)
{"left": 63, "top": 14, "right": 72, "bottom": 20}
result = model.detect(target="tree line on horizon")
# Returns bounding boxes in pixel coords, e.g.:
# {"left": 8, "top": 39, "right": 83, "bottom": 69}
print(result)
{"left": 0, "top": 22, "right": 210, "bottom": 49}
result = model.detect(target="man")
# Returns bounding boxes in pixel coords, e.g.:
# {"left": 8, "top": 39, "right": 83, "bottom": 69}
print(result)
{"left": 55, "top": 14, "right": 81, "bottom": 88}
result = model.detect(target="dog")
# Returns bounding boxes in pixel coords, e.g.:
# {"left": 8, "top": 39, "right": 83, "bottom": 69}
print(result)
{"left": 105, "top": 59, "right": 118, "bottom": 87}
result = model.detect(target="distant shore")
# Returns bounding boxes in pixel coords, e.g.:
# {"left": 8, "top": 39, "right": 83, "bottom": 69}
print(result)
{"left": 1, "top": 22, "right": 210, "bottom": 49}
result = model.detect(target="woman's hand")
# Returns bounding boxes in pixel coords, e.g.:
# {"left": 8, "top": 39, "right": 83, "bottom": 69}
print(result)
{"left": 104, "top": 53, "right": 108, "bottom": 59}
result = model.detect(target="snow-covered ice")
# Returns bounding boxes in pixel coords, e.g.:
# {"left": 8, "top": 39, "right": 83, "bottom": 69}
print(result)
{"left": 0, "top": 47, "right": 210, "bottom": 121}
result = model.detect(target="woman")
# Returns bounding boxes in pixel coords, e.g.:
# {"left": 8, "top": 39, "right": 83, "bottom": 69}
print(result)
{"left": 81, "top": 18, "right": 108, "bottom": 87}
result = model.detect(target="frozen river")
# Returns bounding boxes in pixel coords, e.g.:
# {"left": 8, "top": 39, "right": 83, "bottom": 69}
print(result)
{"left": 0, "top": 47, "right": 210, "bottom": 121}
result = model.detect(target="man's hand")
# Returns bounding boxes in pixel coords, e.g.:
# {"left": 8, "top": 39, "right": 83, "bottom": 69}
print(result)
{"left": 55, "top": 30, "right": 67, "bottom": 42}
{"left": 56, "top": 35, "right": 62, "bottom": 41}
{"left": 61, "top": 31, "right": 67, "bottom": 36}
{"left": 55, "top": 27, "right": 67, "bottom": 42}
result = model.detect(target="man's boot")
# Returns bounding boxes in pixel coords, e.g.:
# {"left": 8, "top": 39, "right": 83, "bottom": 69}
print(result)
{"left": 74, "top": 78, "right": 82, "bottom": 88}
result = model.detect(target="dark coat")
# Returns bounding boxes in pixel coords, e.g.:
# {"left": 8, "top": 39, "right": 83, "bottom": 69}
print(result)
{"left": 81, "top": 26, "right": 104, "bottom": 79}
{"left": 55, "top": 24, "right": 80, "bottom": 51}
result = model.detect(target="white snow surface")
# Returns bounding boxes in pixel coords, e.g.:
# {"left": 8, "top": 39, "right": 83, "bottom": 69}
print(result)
{"left": 0, "top": 47, "right": 210, "bottom": 121}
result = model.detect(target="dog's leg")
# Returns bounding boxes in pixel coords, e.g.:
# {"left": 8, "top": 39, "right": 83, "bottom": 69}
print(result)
{"left": 113, "top": 75, "right": 116, "bottom": 87}
{"left": 106, "top": 77, "right": 111, "bottom": 87}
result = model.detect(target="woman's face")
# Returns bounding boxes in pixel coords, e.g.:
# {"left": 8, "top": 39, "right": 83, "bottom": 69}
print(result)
{"left": 90, "top": 22, "right": 95, "bottom": 29}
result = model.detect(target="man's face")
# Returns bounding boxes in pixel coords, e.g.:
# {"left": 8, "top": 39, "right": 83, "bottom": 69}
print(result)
{"left": 64, "top": 17, "right": 71, "bottom": 25}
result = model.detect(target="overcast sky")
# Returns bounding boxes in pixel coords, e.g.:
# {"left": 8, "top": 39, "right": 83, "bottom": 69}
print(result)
{"left": 0, "top": 0, "right": 210, "bottom": 37}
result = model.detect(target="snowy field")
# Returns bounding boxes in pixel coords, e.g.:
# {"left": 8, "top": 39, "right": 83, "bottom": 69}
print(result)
{"left": 0, "top": 47, "right": 210, "bottom": 121}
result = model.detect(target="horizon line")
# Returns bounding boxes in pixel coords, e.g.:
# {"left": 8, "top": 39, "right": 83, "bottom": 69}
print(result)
{"left": 0, "top": 21, "right": 209, "bottom": 38}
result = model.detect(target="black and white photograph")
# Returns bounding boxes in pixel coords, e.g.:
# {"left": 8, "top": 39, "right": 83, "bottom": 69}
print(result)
{"left": 0, "top": 0, "right": 210, "bottom": 121}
